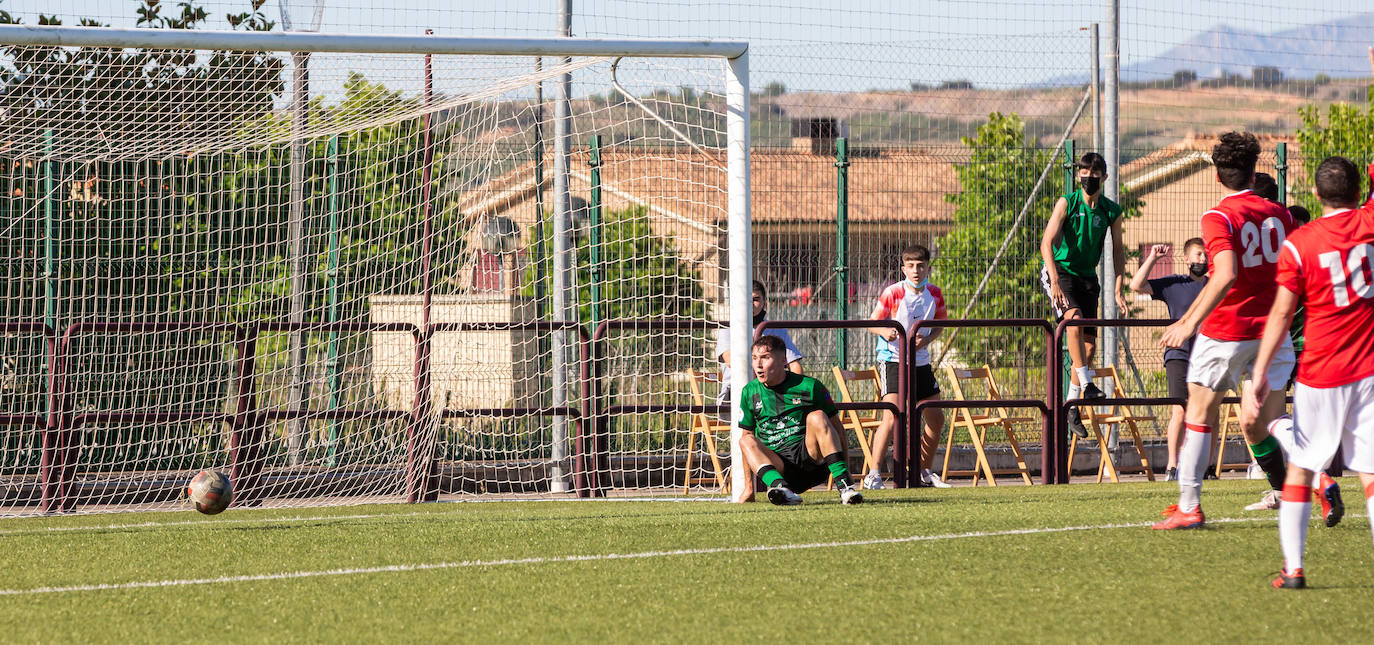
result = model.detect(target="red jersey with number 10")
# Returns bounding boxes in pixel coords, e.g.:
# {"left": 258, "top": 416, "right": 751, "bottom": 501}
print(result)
{"left": 1197, "top": 190, "right": 1294, "bottom": 341}
{"left": 1276, "top": 207, "right": 1374, "bottom": 388}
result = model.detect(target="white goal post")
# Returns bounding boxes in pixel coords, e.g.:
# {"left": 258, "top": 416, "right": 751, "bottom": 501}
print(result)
{"left": 0, "top": 24, "right": 753, "bottom": 512}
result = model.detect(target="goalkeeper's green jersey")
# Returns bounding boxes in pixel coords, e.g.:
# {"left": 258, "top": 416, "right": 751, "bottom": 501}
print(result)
{"left": 739, "top": 373, "right": 837, "bottom": 451}
{"left": 1051, "top": 190, "right": 1122, "bottom": 278}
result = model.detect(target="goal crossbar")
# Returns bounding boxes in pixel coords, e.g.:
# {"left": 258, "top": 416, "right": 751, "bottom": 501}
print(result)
{"left": 0, "top": 24, "right": 748, "bottom": 59}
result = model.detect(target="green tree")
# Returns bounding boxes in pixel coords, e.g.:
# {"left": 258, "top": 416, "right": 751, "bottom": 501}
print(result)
{"left": 937, "top": 113, "right": 1057, "bottom": 362}
{"left": 1252, "top": 66, "right": 1284, "bottom": 87}
{"left": 1294, "top": 99, "right": 1374, "bottom": 215}
{"left": 761, "top": 81, "right": 787, "bottom": 97}
{"left": 522, "top": 206, "right": 707, "bottom": 368}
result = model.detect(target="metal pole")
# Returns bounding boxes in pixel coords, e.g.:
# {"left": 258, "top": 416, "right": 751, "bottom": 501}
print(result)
{"left": 1102, "top": 0, "right": 1121, "bottom": 368}
{"left": 835, "top": 137, "right": 849, "bottom": 368}
{"left": 550, "top": 1, "right": 572, "bottom": 493}
{"left": 1063, "top": 140, "right": 1075, "bottom": 397}
{"left": 589, "top": 135, "right": 604, "bottom": 331}
{"left": 421, "top": 42, "right": 434, "bottom": 351}
{"left": 726, "top": 51, "right": 752, "bottom": 501}
{"left": 1090, "top": 23, "right": 1102, "bottom": 153}
{"left": 534, "top": 58, "right": 546, "bottom": 315}
{"left": 43, "top": 129, "right": 55, "bottom": 354}
{"left": 1276, "top": 142, "right": 1288, "bottom": 204}
{"left": 286, "top": 51, "right": 309, "bottom": 466}
{"left": 1064, "top": 139, "right": 1076, "bottom": 194}
{"left": 416, "top": 36, "right": 438, "bottom": 501}
{"left": 325, "top": 134, "right": 340, "bottom": 465}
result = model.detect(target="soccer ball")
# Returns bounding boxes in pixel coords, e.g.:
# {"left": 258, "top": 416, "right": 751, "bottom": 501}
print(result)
{"left": 188, "top": 470, "right": 233, "bottom": 515}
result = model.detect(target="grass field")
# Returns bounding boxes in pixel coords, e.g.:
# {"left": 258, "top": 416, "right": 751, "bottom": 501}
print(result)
{"left": 3, "top": 480, "right": 1373, "bottom": 643}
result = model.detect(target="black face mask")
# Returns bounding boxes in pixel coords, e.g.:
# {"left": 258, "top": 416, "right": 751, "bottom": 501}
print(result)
{"left": 1189, "top": 262, "right": 1208, "bottom": 277}
{"left": 753, "top": 307, "right": 767, "bottom": 327}
{"left": 1079, "top": 176, "right": 1102, "bottom": 196}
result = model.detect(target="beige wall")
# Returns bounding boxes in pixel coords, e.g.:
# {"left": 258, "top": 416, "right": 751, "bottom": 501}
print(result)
{"left": 369, "top": 295, "right": 539, "bottom": 412}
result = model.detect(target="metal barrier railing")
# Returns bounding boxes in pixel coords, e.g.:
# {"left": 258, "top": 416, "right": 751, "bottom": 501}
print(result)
{"left": 13, "top": 314, "right": 1249, "bottom": 510}
{"left": 1053, "top": 318, "right": 1184, "bottom": 484}
{"left": 1053, "top": 317, "right": 1298, "bottom": 482}
{"left": 913, "top": 319, "right": 1056, "bottom": 484}
{"left": 38, "top": 320, "right": 605, "bottom": 509}
{"left": 0, "top": 323, "right": 57, "bottom": 510}
{"left": 591, "top": 319, "right": 722, "bottom": 493}
{"left": 758, "top": 320, "right": 910, "bottom": 486}
{"left": 429, "top": 321, "right": 596, "bottom": 498}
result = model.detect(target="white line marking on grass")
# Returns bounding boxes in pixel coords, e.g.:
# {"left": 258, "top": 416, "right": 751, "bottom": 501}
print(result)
{"left": 0, "top": 514, "right": 1321, "bottom": 596}
{"left": 0, "top": 511, "right": 443, "bottom": 537}
{"left": 0, "top": 498, "right": 726, "bottom": 537}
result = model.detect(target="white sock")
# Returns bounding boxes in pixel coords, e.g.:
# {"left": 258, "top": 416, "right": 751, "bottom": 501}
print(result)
{"left": 1278, "top": 488, "right": 1311, "bottom": 573}
{"left": 1177, "top": 422, "right": 1212, "bottom": 512}
{"left": 1075, "top": 367, "right": 1093, "bottom": 389}
{"left": 1067, "top": 383, "right": 1082, "bottom": 400}
{"left": 867, "top": 468, "right": 881, "bottom": 478}
{"left": 1366, "top": 491, "right": 1374, "bottom": 550}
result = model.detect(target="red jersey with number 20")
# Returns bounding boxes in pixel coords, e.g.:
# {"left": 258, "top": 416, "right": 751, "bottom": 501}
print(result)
{"left": 1276, "top": 207, "right": 1374, "bottom": 388}
{"left": 1198, "top": 190, "right": 1294, "bottom": 341}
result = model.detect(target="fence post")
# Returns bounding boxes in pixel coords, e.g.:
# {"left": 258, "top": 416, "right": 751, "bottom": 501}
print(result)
{"left": 325, "top": 135, "right": 341, "bottom": 465}
{"left": 589, "top": 135, "right": 604, "bottom": 332}
{"left": 834, "top": 137, "right": 850, "bottom": 368}
{"left": 1061, "top": 140, "right": 1074, "bottom": 397}
{"left": 230, "top": 325, "right": 263, "bottom": 506}
{"left": 43, "top": 129, "right": 56, "bottom": 354}
{"left": 1062, "top": 139, "right": 1075, "bottom": 194}
{"left": 1275, "top": 142, "right": 1287, "bottom": 204}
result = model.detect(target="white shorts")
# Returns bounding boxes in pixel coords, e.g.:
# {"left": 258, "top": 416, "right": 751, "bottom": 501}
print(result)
{"left": 1185, "top": 333, "right": 1295, "bottom": 393}
{"left": 1290, "top": 374, "right": 1374, "bottom": 474}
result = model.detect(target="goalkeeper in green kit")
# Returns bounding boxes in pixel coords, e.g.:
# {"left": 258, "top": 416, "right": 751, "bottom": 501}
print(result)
{"left": 737, "top": 335, "right": 863, "bottom": 505}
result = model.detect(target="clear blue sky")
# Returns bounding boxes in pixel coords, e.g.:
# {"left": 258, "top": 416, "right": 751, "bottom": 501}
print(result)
{"left": 5, "top": 1, "right": 1370, "bottom": 92}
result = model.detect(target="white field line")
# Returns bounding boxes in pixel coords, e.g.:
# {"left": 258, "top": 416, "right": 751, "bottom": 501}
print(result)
{"left": 2, "top": 513, "right": 1352, "bottom": 597}
{"left": 0, "top": 511, "right": 443, "bottom": 537}
{"left": 0, "top": 497, "right": 727, "bottom": 537}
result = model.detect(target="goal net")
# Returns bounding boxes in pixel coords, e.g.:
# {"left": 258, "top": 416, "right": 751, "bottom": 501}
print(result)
{"left": 0, "top": 26, "right": 751, "bottom": 515}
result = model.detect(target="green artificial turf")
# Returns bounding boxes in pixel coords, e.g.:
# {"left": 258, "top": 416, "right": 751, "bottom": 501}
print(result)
{"left": 2, "top": 480, "right": 1372, "bottom": 643}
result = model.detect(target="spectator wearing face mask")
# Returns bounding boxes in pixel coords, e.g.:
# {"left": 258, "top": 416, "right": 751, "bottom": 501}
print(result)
{"left": 1130, "top": 238, "right": 1208, "bottom": 481}
{"left": 1039, "top": 151, "right": 1128, "bottom": 439}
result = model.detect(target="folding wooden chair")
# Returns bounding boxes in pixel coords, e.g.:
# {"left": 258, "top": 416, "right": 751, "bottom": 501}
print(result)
{"left": 683, "top": 368, "right": 731, "bottom": 494}
{"left": 1070, "top": 366, "right": 1156, "bottom": 482}
{"left": 828, "top": 366, "right": 885, "bottom": 487}
{"left": 1214, "top": 401, "right": 1256, "bottom": 477}
{"left": 942, "top": 365, "right": 1035, "bottom": 486}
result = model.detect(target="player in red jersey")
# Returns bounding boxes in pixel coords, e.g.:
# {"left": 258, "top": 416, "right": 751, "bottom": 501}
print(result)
{"left": 1154, "top": 133, "right": 1297, "bottom": 530}
{"left": 1245, "top": 156, "right": 1374, "bottom": 589}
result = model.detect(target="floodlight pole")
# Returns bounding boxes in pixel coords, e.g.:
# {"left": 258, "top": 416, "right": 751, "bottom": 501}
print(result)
{"left": 1102, "top": 0, "right": 1121, "bottom": 369}
{"left": 550, "top": 0, "right": 572, "bottom": 493}
{"left": 727, "top": 51, "right": 752, "bottom": 502}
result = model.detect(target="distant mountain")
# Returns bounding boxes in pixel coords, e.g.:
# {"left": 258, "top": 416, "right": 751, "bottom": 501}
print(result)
{"left": 1043, "top": 12, "right": 1374, "bottom": 86}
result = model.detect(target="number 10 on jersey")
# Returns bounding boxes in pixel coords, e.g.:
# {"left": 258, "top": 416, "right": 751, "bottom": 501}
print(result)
{"left": 1319, "top": 244, "right": 1374, "bottom": 307}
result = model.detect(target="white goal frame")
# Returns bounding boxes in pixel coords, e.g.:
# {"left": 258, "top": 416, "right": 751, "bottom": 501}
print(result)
{"left": 0, "top": 24, "right": 755, "bottom": 502}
